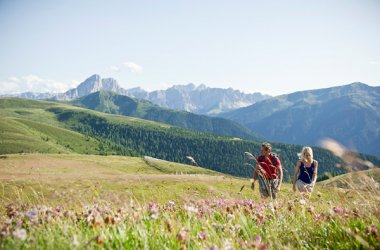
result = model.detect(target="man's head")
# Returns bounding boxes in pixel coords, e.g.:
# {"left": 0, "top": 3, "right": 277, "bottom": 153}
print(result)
{"left": 261, "top": 142, "right": 271, "bottom": 157}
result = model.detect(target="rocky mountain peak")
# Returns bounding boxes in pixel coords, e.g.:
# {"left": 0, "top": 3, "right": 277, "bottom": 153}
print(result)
{"left": 56, "top": 74, "right": 125, "bottom": 101}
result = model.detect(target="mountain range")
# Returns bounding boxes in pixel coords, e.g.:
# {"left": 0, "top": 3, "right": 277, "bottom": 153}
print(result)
{"left": 2, "top": 74, "right": 379, "bottom": 157}
{"left": 71, "top": 90, "right": 262, "bottom": 140}
{"left": 219, "top": 83, "right": 380, "bottom": 156}
{"left": 4, "top": 74, "right": 269, "bottom": 115}
{"left": 125, "top": 83, "right": 269, "bottom": 115}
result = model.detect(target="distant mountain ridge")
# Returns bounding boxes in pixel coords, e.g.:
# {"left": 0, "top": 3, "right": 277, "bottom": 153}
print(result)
{"left": 219, "top": 82, "right": 380, "bottom": 156}
{"left": 71, "top": 90, "right": 263, "bottom": 140}
{"left": 3, "top": 74, "right": 269, "bottom": 115}
{"left": 127, "top": 83, "right": 269, "bottom": 115}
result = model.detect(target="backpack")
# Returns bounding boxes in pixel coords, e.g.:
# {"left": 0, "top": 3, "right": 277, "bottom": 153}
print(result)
{"left": 258, "top": 153, "right": 278, "bottom": 167}
{"left": 258, "top": 153, "right": 279, "bottom": 179}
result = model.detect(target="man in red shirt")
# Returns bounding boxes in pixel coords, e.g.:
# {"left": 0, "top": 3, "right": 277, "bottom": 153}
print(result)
{"left": 251, "top": 142, "right": 283, "bottom": 199}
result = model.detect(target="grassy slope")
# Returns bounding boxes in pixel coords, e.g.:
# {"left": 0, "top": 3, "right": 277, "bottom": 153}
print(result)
{"left": 0, "top": 154, "right": 248, "bottom": 208}
{"left": 0, "top": 154, "right": 379, "bottom": 249}
{"left": 0, "top": 97, "right": 171, "bottom": 155}
{"left": 2, "top": 153, "right": 370, "bottom": 209}
{"left": 320, "top": 168, "right": 380, "bottom": 189}
{"left": 0, "top": 117, "right": 100, "bottom": 154}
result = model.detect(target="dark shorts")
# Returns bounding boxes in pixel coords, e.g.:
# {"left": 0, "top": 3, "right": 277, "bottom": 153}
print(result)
{"left": 258, "top": 177, "right": 279, "bottom": 199}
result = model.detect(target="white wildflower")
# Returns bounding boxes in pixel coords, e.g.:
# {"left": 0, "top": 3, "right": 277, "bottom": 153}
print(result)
{"left": 13, "top": 228, "right": 27, "bottom": 241}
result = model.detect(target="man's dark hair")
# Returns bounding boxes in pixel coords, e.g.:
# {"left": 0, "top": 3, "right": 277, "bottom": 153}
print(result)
{"left": 262, "top": 142, "right": 272, "bottom": 152}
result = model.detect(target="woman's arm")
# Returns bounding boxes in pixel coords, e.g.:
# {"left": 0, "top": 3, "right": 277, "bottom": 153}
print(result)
{"left": 311, "top": 160, "right": 318, "bottom": 185}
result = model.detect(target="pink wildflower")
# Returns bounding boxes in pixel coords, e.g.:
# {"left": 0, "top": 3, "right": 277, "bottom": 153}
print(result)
{"left": 367, "top": 226, "right": 378, "bottom": 235}
{"left": 227, "top": 214, "right": 235, "bottom": 220}
{"left": 254, "top": 235, "right": 262, "bottom": 244}
{"left": 148, "top": 202, "right": 160, "bottom": 219}
{"left": 176, "top": 227, "right": 189, "bottom": 243}
{"left": 197, "top": 231, "right": 207, "bottom": 241}
{"left": 333, "top": 207, "right": 343, "bottom": 214}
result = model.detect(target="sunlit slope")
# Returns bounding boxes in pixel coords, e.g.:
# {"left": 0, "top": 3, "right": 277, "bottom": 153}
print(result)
{"left": 0, "top": 97, "right": 171, "bottom": 155}
{"left": 0, "top": 154, "right": 247, "bottom": 207}
{"left": 0, "top": 117, "right": 100, "bottom": 154}
{"left": 0, "top": 97, "right": 168, "bottom": 129}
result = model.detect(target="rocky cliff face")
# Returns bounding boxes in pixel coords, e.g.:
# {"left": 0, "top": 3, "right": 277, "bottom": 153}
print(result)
{"left": 127, "top": 83, "right": 270, "bottom": 115}
{"left": 54, "top": 74, "right": 127, "bottom": 100}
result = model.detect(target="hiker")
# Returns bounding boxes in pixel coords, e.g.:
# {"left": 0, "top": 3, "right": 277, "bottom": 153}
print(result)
{"left": 251, "top": 142, "right": 283, "bottom": 199}
{"left": 293, "top": 146, "right": 318, "bottom": 196}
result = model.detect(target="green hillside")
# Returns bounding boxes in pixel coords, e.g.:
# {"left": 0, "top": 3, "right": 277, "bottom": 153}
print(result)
{"left": 0, "top": 98, "right": 102, "bottom": 155}
{"left": 70, "top": 90, "right": 262, "bottom": 140}
{"left": 0, "top": 117, "right": 101, "bottom": 154}
{"left": 2, "top": 97, "right": 380, "bottom": 181}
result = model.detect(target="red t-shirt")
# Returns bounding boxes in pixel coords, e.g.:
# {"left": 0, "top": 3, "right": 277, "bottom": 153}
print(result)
{"left": 257, "top": 153, "right": 281, "bottom": 179}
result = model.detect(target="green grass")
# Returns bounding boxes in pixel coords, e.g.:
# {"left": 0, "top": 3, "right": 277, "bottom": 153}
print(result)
{"left": 0, "top": 154, "right": 379, "bottom": 249}
{"left": 0, "top": 154, "right": 246, "bottom": 208}
{"left": 0, "top": 117, "right": 100, "bottom": 154}
{"left": 0, "top": 97, "right": 176, "bottom": 155}
{"left": 143, "top": 156, "right": 218, "bottom": 175}
{"left": 0, "top": 97, "right": 171, "bottom": 129}
{"left": 320, "top": 168, "right": 380, "bottom": 189}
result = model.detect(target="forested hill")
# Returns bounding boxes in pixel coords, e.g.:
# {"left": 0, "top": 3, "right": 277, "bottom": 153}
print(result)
{"left": 2, "top": 97, "right": 380, "bottom": 181}
{"left": 69, "top": 90, "right": 262, "bottom": 140}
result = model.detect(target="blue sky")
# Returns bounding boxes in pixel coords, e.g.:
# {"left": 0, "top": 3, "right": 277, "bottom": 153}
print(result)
{"left": 0, "top": 0, "right": 379, "bottom": 95}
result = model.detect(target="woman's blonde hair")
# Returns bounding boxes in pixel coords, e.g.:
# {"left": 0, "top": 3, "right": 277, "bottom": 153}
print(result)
{"left": 298, "top": 146, "right": 313, "bottom": 161}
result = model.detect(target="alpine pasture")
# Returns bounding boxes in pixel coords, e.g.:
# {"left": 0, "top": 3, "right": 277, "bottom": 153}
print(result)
{"left": 0, "top": 97, "right": 379, "bottom": 249}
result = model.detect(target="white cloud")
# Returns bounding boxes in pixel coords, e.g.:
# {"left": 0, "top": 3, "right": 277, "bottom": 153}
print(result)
{"left": 0, "top": 75, "right": 77, "bottom": 94}
{"left": 109, "top": 65, "right": 121, "bottom": 72}
{"left": 8, "top": 76, "right": 20, "bottom": 82}
{"left": 124, "top": 62, "right": 143, "bottom": 73}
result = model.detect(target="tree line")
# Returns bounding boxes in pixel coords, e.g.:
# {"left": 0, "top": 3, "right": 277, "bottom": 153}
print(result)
{"left": 49, "top": 107, "right": 380, "bottom": 181}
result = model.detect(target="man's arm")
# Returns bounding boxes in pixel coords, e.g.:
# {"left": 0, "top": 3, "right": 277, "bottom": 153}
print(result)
{"left": 251, "top": 167, "right": 258, "bottom": 190}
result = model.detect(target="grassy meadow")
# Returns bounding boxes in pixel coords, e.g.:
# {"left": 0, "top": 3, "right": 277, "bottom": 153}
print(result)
{"left": 0, "top": 153, "right": 379, "bottom": 249}
{"left": 1, "top": 97, "right": 379, "bottom": 249}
